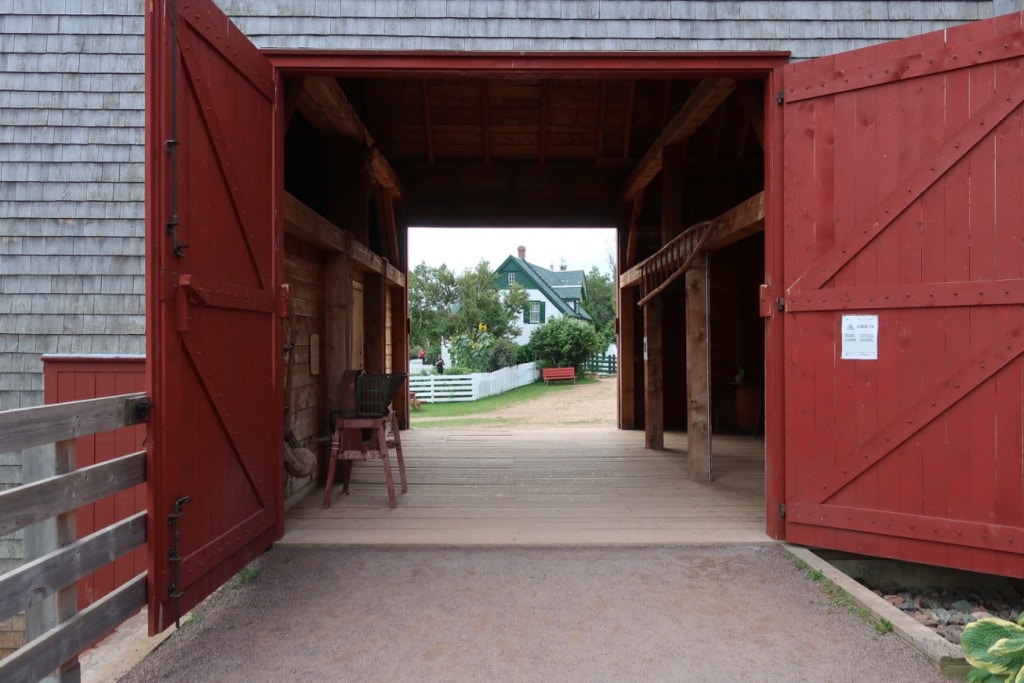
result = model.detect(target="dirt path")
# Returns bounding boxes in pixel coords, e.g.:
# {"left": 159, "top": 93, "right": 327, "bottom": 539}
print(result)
{"left": 114, "top": 545, "right": 949, "bottom": 683}
{"left": 412, "top": 376, "right": 617, "bottom": 428}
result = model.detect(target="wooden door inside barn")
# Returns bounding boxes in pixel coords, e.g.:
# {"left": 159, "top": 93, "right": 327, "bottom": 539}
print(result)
{"left": 145, "top": 0, "right": 282, "bottom": 634}
{"left": 781, "top": 13, "right": 1024, "bottom": 577}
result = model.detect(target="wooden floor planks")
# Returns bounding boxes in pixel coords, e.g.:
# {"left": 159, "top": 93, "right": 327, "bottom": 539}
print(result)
{"left": 282, "top": 427, "right": 770, "bottom": 546}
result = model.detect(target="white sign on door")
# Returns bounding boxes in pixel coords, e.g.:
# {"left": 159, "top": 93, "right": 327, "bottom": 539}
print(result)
{"left": 841, "top": 315, "right": 878, "bottom": 360}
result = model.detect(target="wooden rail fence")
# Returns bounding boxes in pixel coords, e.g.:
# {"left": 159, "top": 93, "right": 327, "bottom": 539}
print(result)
{"left": 0, "top": 393, "right": 149, "bottom": 682}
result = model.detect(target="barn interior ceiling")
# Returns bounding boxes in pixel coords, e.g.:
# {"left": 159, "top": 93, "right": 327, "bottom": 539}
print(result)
{"left": 283, "top": 74, "right": 765, "bottom": 259}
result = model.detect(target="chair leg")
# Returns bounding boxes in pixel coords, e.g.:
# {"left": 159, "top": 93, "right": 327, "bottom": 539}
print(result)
{"left": 377, "top": 422, "right": 397, "bottom": 508}
{"left": 389, "top": 413, "right": 408, "bottom": 494}
{"left": 322, "top": 451, "right": 338, "bottom": 509}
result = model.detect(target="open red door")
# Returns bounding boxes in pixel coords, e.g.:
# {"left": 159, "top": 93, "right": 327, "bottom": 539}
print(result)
{"left": 781, "top": 13, "right": 1024, "bottom": 576}
{"left": 145, "top": 0, "right": 281, "bottom": 633}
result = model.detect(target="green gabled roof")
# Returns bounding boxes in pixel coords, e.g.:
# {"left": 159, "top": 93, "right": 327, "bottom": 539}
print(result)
{"left": 494, "top": 255, "right": 590, "bottom": 321}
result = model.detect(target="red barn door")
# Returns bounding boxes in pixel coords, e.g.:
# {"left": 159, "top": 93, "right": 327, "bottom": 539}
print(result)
{"left": 782, "top": 13, "right": 1024, "bottom": 576}
{"left": 145, "top": 0, "right": 281, "bottom": 633}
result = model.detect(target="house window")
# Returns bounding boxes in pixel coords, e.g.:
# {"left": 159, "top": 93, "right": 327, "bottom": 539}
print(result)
{"left": 507, "top": 272, "right": 515, "bottom": 286}
{"left": 529, "top": 301, "right": 541, "bottom": 323}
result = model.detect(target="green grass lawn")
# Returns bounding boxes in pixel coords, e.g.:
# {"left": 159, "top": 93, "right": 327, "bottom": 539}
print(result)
{"left": 410, "top": 376, "right": 596, "bottom": 427}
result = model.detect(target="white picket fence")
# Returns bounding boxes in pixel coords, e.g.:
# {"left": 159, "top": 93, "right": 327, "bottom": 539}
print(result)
{"left": 408, "top": 362, "right": 540, "bottom": 403}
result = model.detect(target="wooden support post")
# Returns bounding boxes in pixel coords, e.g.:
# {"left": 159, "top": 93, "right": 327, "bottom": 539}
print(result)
{"left": 686, "top": 256, "right": 711, "bottom": 482}
{"left": 617, "top": 208, "right": 637, "bottom": 429}
{"left": 661, "top": 144, "right": 687, "bottom": 431}
{"left": 643, "top": 297, "right": 664, "bottom": 449}
{"left": 24, "top": 440, "right": 80, "bottom": 682}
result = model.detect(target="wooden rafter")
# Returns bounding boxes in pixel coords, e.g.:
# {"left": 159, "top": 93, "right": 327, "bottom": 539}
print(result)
{"left": 482, "top": 82, "right": 491, "bottom": 165}
{"left": 423, "top": 80, "right": 435, "bottom": 165}
{"left": 621, "top": 78, "right": 737, "bottom": 201}
{"left": 296, "top": 77, "right": 404, "bottom": 200}
{"left": 619, "top": 191, "right": 764, "bottom": 293}
{"left": 539, "top": 82, "right": 548, "bottom": 166}
{"left": 622, "top": 80, "right": 636, "bottom": 158}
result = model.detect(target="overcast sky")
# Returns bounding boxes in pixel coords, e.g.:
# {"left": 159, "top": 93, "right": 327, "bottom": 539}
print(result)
{"left": 407, "top": 227, "right": 618, "bottom": 276}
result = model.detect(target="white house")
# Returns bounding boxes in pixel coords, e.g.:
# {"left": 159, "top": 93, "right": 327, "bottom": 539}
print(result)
{"left": 494, "top": 246, "right": 591, "bottom": 344}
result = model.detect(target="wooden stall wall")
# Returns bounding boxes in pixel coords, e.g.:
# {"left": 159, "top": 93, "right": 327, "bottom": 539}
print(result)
{"left": 284, "top": 237, "right": 327, "bottom": 501}
{"left": 41, "top": 356, "right": 146, "bottom": 608}
{"left": 710, "top": 233, "right": 765, "bottom": 434}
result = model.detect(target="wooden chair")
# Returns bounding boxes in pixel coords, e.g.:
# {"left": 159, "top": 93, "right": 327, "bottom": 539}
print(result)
{"left": 322, "top": 409, "right": 407, "bottom": 509}
{"left": 409, "top": 391, "right": 423, "bottom": 410}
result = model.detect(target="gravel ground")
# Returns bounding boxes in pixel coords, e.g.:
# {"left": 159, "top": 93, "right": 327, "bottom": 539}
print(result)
{"left": 117, "top": 545, "right": 951, "bottom": 682}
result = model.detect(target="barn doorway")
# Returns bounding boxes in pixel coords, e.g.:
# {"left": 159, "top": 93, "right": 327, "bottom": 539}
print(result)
{"left": 271, "top": 52, "right": 784, "bottom": 522}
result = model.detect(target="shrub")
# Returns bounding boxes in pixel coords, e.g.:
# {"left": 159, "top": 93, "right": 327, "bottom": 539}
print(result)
{"left": 528, "top": 316, "right": 601, "bottom": 372}
{"left": 489, "top": 337, "right": 518, "bottom": 371}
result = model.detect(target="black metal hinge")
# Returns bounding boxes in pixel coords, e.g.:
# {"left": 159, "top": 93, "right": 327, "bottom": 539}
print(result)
{"left": 776, "top": 90, "right": 785, "bottom": 105}
{"left": 778, "top": 504, "right": 786, "bottom": 518}
{"left": 167, "top": 495, "right": 192, "bottom": 628}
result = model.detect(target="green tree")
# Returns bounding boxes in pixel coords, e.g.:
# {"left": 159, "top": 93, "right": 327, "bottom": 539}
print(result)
{"left": 582, "top": 266, "right": 616, "bottom": 349}
{"left": 450, "top": 261, "right": 528, "bottom": 341}
{"left": 528, "top": 316, "right": 602, "bottom": 372}
{"left": 408, "top": 262, "right": 458, "bottom": 356}
{"left": 408, "top": 260, "right": 529, "bottom": 366}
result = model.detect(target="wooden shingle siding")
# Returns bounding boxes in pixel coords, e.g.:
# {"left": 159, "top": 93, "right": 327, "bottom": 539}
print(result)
{"left": 222, "top": 0, "right": 990, "bottom": 59}
{"left": 0, "top": 0, "right": 144, "bottom": 411}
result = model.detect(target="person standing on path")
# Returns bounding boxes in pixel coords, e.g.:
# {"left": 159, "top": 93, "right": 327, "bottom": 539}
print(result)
{"left": 435, "top": 354, "right": 445, "bottom": 374}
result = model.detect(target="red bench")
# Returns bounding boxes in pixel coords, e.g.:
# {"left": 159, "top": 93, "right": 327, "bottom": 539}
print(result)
{"left": 542, "top": 367, "right": 576, "bottom": 384}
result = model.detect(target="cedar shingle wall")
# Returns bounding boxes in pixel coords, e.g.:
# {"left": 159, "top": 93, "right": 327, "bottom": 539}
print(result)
{"left": 0, "top": 0, "right": 144, "bottom": 412}
{"left": 223, "top": 0, "right": 992, "bottom": 59}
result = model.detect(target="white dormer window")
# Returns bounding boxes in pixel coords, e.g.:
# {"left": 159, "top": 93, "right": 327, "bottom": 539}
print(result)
{"left": 507, "top": 272, "right": 516, "bottom": 286}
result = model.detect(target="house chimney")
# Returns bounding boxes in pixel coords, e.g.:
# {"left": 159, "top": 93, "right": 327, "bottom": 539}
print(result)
{"left": 517, "top": 245, "right": 526, "bottom": 259}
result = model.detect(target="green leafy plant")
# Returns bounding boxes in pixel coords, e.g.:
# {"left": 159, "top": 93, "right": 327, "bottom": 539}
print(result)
{"left": 528, "top": 316, "right": 601, "bottom": 372}
{"left": 961, "top": 615, "right": 1024, "bottom": 682}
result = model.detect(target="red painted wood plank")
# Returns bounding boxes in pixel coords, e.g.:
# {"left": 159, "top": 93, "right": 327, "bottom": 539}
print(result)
{"left": 788, "top": 69, "right": 1024, "bottom": 293}
{"left": 785, "top": 280, "right": 1024, "bottom": 311}
{"left": 789, "top": 503, "right": 1024, "bottom": 554}
{"left": 785, "top": 30, "right": 1024, "bottom": 103}
{"left": 800, "top": 326, "right": 1024, "bottom": 503}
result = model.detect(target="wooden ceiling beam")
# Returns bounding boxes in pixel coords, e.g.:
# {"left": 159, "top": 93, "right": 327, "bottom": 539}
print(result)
{"left": 284, "top": 192, "right": 404, "bottom": 287}
{"left": 621, "top": 78, "right": 737, "bottom": 201}
{"left": 296, "top": 77, "right": 404, "bottom": 200}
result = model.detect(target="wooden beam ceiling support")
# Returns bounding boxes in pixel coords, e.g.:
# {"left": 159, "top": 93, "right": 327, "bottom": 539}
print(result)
{"left": 619, "top": 190, "right": 764, "bottom": 290}
{"left": 296, "top": 77, "right": 404, "bottom": 200}
{"left": 423, "top": 81, "right": 435, "bottom": 165}
{"left": 622, "top": 80, "right": 636, "bottom": 158}
{"left": 596, "top": 80, "right": 607, "bottom": 159}
{"left": 621, "top": 78, "right": 737, "bottom": 202}
{"left": 738, "top": 81, "right": 766, "bottom": 150}
{"left": 482, "top": 82, "right": 491, "bottom": 165}
{"left": 539, "top": 82, "right": 548, "bottom": 166}
{"left": 283, "top": 192, "right": 405, "bottom": 288}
